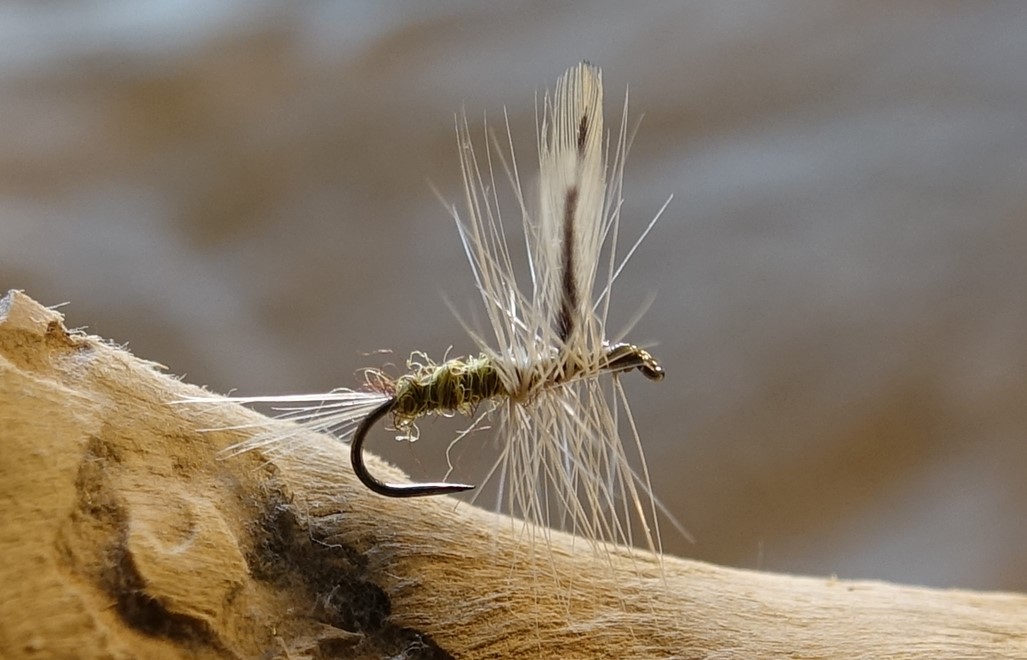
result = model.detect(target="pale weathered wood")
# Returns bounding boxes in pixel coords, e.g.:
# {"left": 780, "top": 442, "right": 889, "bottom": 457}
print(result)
{"left": 1, "top": 289, "right": 1025, "bottom": 659}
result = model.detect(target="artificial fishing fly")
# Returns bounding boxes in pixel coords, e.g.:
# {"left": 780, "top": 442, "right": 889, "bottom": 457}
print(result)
{"left": 195, "top": 62, "right": 674, "bottom": 555}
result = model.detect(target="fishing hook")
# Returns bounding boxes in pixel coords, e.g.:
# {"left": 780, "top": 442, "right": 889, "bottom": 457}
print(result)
{"left": 351, "top": 398, "right": 477, "bottom": 498}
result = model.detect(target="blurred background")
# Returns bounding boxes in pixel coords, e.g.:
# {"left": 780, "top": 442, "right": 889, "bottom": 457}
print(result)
{"left": 2, "top": 2, "right": 1025, "bottom": 592}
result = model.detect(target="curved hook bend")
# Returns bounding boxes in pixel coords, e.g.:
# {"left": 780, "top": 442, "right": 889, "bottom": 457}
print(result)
{"left": 351, "top": 398, "right": 477, "bottom": 498}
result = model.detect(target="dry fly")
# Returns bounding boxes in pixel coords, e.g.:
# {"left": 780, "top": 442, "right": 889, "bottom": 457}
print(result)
{"left": 194, "top": 62, "right": 676, "bottom": 557}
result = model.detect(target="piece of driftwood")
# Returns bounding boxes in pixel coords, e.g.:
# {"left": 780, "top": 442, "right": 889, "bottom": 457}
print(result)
{"left": 1, "top": 289, "right": 1024, "bottom": 659}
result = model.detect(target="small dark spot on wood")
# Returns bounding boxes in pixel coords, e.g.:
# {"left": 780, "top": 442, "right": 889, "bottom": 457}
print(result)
{"left": 246, "top": 489, "right": 455, "bottom": 659}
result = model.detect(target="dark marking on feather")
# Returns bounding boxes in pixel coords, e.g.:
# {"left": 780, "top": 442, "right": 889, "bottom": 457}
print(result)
{"left": 576, "top": 115, "right": 588, "bottom": 155}
{"left": 557, "top": 186, "right": 579, "bottom": 343}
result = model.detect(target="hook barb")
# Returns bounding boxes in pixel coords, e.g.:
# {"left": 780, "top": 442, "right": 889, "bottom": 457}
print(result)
{"left": 351, "top": 398, "right": 476, "bottom": 498}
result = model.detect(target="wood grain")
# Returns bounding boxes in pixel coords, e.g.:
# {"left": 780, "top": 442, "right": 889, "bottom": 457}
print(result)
{"left": 1, "top": 290, "right": 1024, "bottom": 659}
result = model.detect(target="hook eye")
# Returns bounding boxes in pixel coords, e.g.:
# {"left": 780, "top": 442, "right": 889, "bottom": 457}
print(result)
{"left": 602, "top": 343, "right": 665, "bottom": 381}
{"left": 351, "top": 399, "right": 476, "bottom": 498}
